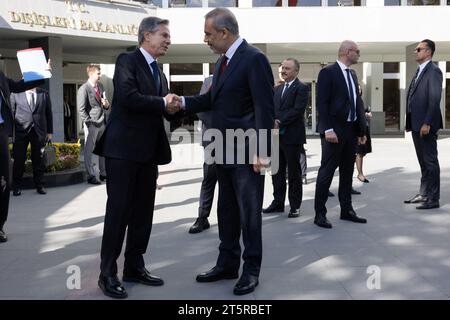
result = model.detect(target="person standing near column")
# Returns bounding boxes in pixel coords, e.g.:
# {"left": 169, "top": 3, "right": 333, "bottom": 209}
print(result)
{"left": 11, "top": 88, "right": 53, "bottom": 196}
{"left": 78, "top": 64, "right": 109, "bottom": 185}
{"left": 404, "top": 39, "right": 442, "bottom": 210}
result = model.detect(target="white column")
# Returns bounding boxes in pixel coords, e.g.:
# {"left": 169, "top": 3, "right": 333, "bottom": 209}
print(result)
{"left": 203, "top": 63, "right": 210, "bottom": 78}
{"left": 163, "top": 63, "right": 171, "bottom": 134}
{"left": 438, "top": 61, "right": 446, "bottom": 127}
{"left": 238, "top": 0, "right": 252, "bottom": 7}
{"left": 364, "top": 62, "right": 385, "bottom": 134}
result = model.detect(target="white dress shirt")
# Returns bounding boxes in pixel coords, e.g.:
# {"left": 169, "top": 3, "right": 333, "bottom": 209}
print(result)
{"left": 139, "top": 47, "right": 166, "bottom": 107}
{"left": 26, "top": 89, "right": 36, "bottom": 108}
{"left": 416, "top": 59, "right": 431, "bottom": 80}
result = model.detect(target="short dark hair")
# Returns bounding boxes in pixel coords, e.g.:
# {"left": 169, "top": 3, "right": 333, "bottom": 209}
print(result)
{"left": 138, "top": 17, "right": 169, "bottom": 45}
{"left": 205, "top": 8, "right": 239, "bottom": 36}
{"left": 421, "top": 39, "right": 435, "bottom": 57}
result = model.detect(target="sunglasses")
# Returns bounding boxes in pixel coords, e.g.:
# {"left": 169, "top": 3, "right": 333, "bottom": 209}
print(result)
{"left": 415, "top": 47, "right": 428, "bottom": 53}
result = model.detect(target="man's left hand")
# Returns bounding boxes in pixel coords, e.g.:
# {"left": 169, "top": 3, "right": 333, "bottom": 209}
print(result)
{"left": 45, "top": 59, "right": 52, "bottom": 72}
{"left": 253, "top": 155, "right": 270, "bottom": 173}
{"left": 420, "top": 124, "right": 430, "bottom": 137}
{"left": 357, "top": 135, "right": 367, "bottom": 145}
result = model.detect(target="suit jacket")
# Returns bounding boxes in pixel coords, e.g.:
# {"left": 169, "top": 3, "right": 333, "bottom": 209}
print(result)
{"left": 0, "top": 71, "right": 44, "bottom": 138}
{"left": 94, "top": 48, "right": 171, "bottom": 164}
{"left": 316, "top": 62, "right": 366, "bottom": 138}
{"left": 197, "top": 76, "right": 213, "bottom": 148}
{"left": 77, "top": 81, "right": 106, "bottom": 126}
{"left": 406, "top": 61, "right": 443, "bottom": 133}
{"left": 11, "top": 88, "right": 53, "bottom": 143}
{"left": 274, "top": 78, "right": 309, "bottom": 145}
{"left": 185, "top": 40, "right": 275, "bottom": 165}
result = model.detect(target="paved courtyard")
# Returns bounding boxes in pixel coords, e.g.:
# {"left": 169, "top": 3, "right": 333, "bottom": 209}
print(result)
{"left": 1, "top": 135, "right": 449, "bottom": 300}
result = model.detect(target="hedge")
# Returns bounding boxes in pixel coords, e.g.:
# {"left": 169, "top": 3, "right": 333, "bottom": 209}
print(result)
{"left": 8, "top": 141, "right": 81, "bottom": 173}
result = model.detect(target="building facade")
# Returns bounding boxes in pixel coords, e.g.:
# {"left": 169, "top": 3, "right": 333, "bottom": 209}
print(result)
{"left": 1, "top": 0, "right": 450, "bottom": 141}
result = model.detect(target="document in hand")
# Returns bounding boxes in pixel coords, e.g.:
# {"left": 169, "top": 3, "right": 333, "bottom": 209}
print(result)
{"left": 17, "top": 47, "right": 52, "bottom": 82}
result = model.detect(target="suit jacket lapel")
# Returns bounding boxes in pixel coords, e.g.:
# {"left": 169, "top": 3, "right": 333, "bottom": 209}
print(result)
{"left": 334, "top": 62, "right": 351, "bottom": 102}
{"left": 34, "top": 91, "right": 42, "bottom": 113}
{"left": 134, "top": 49, "right": 158, "bottom": 94}
{"left": 281, "top": 79, "right": 299, "bottom": 106}
{"left": 411, "top": 62, "right": 432, "bottom": 97}
{"left": 212, "top": 40, "right": 247, "bottom": 99}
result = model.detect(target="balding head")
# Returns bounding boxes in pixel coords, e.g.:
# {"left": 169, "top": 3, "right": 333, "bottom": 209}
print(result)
{"left": 338, "top": 40, "right": 360, "bottom": 66}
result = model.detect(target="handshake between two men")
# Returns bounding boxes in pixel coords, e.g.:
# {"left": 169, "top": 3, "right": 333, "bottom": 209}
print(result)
{"left": 164, "top": 93, "right": 182, "bottom": 114}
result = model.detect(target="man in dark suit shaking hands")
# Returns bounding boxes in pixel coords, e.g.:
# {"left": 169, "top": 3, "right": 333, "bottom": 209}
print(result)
{"left": 95, "top": 17, "right": 179, "bottom": 299}
{"left": 404, "top": 39, "right": 442, "bottom": 210}
{"left": 314, "top": 40, "right": 367, "bottom": 229}
{"left": 178, "top": 8, "right": 274, "bottom": 295}
{"left": 263, "top": 58, "right": 308, "bottom": 218}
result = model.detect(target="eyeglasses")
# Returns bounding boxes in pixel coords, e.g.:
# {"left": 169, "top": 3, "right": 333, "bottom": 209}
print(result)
{"left": 415, "top": 47, "right": 428, "bottom": 53}
{"left": 349, "top": 49, "right": 360, "bottom": 55}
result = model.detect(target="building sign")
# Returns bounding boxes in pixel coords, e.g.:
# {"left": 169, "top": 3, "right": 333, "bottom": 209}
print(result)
{"left": 7, "top": 1, "right": 139, "bottom": 36}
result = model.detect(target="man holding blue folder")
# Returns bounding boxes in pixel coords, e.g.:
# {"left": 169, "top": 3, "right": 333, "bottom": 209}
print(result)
{"left": 0, "top": 57, "right": 51, "bottom": 243}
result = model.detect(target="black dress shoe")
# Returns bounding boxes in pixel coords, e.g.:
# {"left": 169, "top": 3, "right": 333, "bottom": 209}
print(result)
{"left": 288, "top": 208, "right": 301, "bottom": 218}
{"left": 328, "top": 191, "right": 335, "bottom": 197}
{"left": 314, "top": 215, "right": 332, "bottom": 228}
{"left": 262, "top": 202, "right": 284, "bottom": 214}
{"left": 13, "top": 189, "right": 21, "bottom": 196}
{"left": 416, "top": 201, "right": 440, "bottom": 210}
{"left": 404, "top": 194, "right": 427, "bottom": 204}
{"left": 98, "top": 275, "right": 128, "bottom": 299}
{"left": 36, "top": 187, "right": 47, "bottom": 195}
{"left": 340, "top": 209, "right": 367, "bottom": 223}
{"left": 0, "top": 229, "right": 7, "bottom": 243}
{"left": 189, "top": 217, "right": 210, "bottom": 234}
{"left": 99, "top": 175, "right": 107, "bottom": 182}
{"left": 233, "top": 274, "right": 259, "bottom": 296}
{"left": 351, "top": 188, "right": 361, "bottom": 195}
{"left": 87, "top": 177, "right": 101, "bottom": 185}
{"left": 123, "top": 267, "right": 164, "bottom": 286}
{"left": 196, "top": 266, "right": 239, "bottom": 283}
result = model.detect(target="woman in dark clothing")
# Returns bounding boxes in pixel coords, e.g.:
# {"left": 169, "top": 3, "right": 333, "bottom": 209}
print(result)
{"left": 355, "top": 85, "right": 372, "bottom": 183}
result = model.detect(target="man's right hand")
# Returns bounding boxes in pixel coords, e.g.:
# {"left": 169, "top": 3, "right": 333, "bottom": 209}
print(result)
{"left": 325, "top": 130, "right": 339, "bottom": 143}
{"left": 165, "top": 94, "right": 181, "bottom": 114}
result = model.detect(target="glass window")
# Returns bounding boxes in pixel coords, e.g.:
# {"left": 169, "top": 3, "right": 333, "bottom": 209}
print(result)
{"left": 446, "top": 79, "right": 450, "bottom": 129}
{"left": 208, "top": 0, "right": 237, "bottom": 6}
{"left": 148, "top": 0, "right": 163, "bottom": 7}
{"left": 169, "top": 0, "right": 203, "bottom": 7}
{"left": 384, "top": 0, "right": 401, "bottom": 5}
{"left": 383, "top": 79, "right": 400, "bottom": 131}
{"left": 446, "top": 61, "right": 450, "bottom": 71}
{"left": 169, "top": 82, "right": 202, "bottom": 132}
{"left": 170, "top": 63, "right": 203, "bottom": 75}
{"left": 384, "top": 62, "right": 400, "bottom": 73}
{"left": 328, "top": 0, "right": 361, "bottom": 5}
{"left": 295, "top": 0, "right": 322, "bottom": 6}
{"left": 408, "top": 0, "right": 440, "bottom": 5}
{"left": 253, "top": 0, "right": 279, "bottom": 6}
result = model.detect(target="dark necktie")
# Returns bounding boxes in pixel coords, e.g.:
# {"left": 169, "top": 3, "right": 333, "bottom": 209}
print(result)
{"left": 219, "top": 56, "right": 228, "bottom": 77}
{"left": 29, "top": 92, "right": 35, "bottom": 111}
{"left": 345, "top": 69, "right": 356, "bottom": 122}
{"left": 281, "top": 83, "right": 289, "bottom": 98}
{"left": 407, "top": 67, "right": 420, "bottom": 113}
{"left": 150, "top": 61, "right": 161, "bottom": 94}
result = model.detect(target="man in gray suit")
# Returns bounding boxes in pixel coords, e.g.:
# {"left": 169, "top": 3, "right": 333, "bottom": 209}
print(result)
{"left": 78, "top": 64, "right": 110, "bottom": 185}
{"left": 404, "top": 39, "right": 443, "bottom": 210}
{"left": 189, "top": 76, "right": 218, "bottom": 234}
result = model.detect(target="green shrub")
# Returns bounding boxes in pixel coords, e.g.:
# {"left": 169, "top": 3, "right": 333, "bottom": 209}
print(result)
{"left": 9, "top": 141, "right": 81, "bottom": 173}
